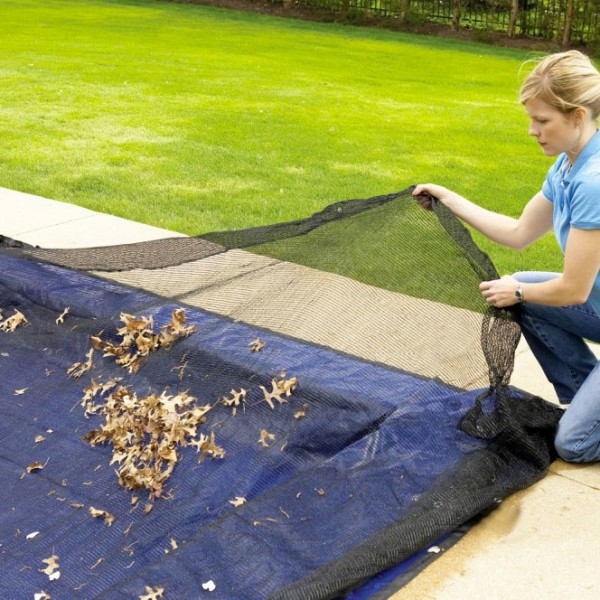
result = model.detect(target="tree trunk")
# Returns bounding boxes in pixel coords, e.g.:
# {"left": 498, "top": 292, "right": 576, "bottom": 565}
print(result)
{"left": 508, "top": 0, "right": 519, "bottom": 38}
{"left": 452, "top": 0, "right": 461, "bottom": 31}
{"left": 562, "top": 0, "right": 575, "bottom": 48}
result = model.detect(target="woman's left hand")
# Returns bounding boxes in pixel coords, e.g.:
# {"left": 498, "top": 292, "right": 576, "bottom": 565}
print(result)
{"left": 479, "top": 275, "right": 520, "bottom": 308}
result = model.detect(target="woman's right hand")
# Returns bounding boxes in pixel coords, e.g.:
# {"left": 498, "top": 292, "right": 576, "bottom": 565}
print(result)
{"left": 412, "top": 183, "right": 454, "bottom": 206}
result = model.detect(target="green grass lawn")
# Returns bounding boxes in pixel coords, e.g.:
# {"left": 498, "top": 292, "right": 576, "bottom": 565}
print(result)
{"left": 0, "top": 0, "right": 563, "bottom": 275}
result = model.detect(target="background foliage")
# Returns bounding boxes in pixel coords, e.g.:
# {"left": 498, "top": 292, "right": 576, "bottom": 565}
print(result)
{"left": 269, "top": 0, "right": 600, "bottom": 48}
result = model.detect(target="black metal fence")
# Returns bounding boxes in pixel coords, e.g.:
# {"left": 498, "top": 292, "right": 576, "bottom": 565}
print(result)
{"left": 273, "top": 0, "right": 600, "bottom": 46}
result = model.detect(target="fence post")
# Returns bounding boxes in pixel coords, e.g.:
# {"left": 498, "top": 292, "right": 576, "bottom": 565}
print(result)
{"left": 508, "top": 0, "right": 519, "bottom": 38}
{"left": 452, "top": 0, "right": 461, "bottom": 31}
{"left": 400, "top": 0, "right": 410, "bottom": 23}
{"left": 562, "top": 0, "right": 575, "bottom": 47}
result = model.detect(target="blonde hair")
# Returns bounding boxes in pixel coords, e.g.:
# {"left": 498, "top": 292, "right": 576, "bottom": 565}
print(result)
{"left": 519, "top": 50, "right": 600, "bottom": 119}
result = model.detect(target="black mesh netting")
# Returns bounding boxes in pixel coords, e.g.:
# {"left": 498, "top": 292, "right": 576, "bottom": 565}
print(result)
{"left": 0, "top": 186, "right": 562, "bottom": 599}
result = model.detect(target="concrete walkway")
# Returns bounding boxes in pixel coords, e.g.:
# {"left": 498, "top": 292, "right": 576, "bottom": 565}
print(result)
{"left": 2, "top": 186, "right": 599, "bottom": 599}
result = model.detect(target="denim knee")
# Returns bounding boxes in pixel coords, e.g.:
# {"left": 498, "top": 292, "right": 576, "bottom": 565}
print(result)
{"left": 555, "top": 424, "right": 600, "bottom": 463}
{"left": 554, "top": 432, "right": 586, "bottom": 462}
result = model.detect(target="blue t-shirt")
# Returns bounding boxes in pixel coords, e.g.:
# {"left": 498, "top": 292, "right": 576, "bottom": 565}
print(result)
{"left": 541, "top": 130, "right": 600, "bottom": 315}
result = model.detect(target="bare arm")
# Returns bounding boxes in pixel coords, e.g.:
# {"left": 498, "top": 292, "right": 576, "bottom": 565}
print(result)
{"left": 413, "top": 184, "right": 553, "bottom": 249}
{"left": 481, "top": 228, "right": 600, "bottom": 307}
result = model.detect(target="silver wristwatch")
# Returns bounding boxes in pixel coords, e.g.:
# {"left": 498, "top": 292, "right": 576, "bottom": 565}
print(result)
{"left": 515, "top": 283, "right": 525, "bottom": 302}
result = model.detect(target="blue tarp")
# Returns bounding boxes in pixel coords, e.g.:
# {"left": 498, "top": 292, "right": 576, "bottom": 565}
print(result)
{"left": 0, "top": 253, "right": 553, "bottom": 599}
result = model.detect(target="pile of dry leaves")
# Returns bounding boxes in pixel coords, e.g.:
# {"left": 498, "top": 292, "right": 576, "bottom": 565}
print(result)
{"left": 69, "top": 309, "right": 300, "bottom": 502}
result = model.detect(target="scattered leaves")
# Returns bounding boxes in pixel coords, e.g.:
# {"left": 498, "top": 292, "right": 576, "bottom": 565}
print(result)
{"left": 258, "top": 429, "right": 275, "bottom": 448}
{"left": 88, "top": 507, "right": 115, "bottom": 526}
{"left": 91, "top": 309, "right": 196, "bottom": 374}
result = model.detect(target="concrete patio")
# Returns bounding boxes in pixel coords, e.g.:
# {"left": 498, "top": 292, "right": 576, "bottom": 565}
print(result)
{"left": 2, "top": 186, "right": 599, "bottom": 599}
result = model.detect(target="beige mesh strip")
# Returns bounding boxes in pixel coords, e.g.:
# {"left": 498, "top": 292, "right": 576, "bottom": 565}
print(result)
{"left": 96, "top": 249, "right": 488, "bottom": 389}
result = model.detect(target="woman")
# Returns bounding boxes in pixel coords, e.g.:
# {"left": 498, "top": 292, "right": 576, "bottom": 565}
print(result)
{"left": 413, "top": 50, "right": 600, "bottom": 463}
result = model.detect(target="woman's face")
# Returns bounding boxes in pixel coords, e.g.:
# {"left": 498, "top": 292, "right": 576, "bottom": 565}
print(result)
{"left": 525, "top": 96, "right": 581, "bottom": 158}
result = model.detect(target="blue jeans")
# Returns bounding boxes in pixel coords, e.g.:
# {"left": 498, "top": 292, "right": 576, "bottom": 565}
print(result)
{"left": 514, "top": 271, "right": 600, "bottom": 462}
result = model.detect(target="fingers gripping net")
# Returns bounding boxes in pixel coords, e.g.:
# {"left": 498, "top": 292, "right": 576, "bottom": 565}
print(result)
{"left": 0, "top": 187, "right": 561, "bottom": 598}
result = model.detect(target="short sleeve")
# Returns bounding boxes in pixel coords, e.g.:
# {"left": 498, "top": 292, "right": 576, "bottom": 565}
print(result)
{"left": 570, "top": 174, "right": 600, "bottom": 229}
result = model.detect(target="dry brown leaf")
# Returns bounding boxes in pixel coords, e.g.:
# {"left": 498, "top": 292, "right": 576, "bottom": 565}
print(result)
{"left": 260, "top": 375, "right": 298, "bottom": 409}
{"left": 222, "top": 388, "right": 247, "bottom": 416}
{"left": 55, "top": 307, "right": 70, "bottom": 325}
{"left": 89, "top": 506, "right": 115, "bottom": 526}
{"left": 171, "top": 358, "right": 189, "bottom": 380}
{"left": 159, "top": 308, "right": 197, "bottom": 347}
{"left": 258, "top": 429, "right": 275, "bottom": 448}
{"left": 34, "top": 592, "right": 51, "bottom": 600}
{"left": 34, "top": 435, "right": 46, "bottom": 444}
{"left": 316, "top": 488, "right": 326, "bottom": 497}
{"left": 0, "top": 309, "right": 28, "bottom": 332}
{"left": 139, "top": 586, "right": 164, "bottom": 600}
{"left": 70, "top": 502, "right": 84, "bottom": 509}
{"left": 27, "top": 461, "right": 46, "bottom": 473}
{"left": 67, "top": 348, "right": 94, "bottom": 379}
{"left": 294, "top": 403, "right": 309, "bottom": 419}
{"left": 228, "top": 496, "right": 247, "bottom": 507}
{"left": 39, "top": 554, "right": 60, "bottom": 578}
{"left": 14, "top": 388, "right": 28, "bottom": 395}
{"left": 278, "top": 375, "right": 298, "bottom": 397}
{"left": 191, "top": 431, "right": 225, "bottom": 462}
{"left": 249, "top": 338, "right": 266, "bottom": 352}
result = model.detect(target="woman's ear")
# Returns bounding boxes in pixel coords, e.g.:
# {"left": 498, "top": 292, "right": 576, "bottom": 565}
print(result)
{"left": 572, "top": 106, "right": 592, "bottom": 127}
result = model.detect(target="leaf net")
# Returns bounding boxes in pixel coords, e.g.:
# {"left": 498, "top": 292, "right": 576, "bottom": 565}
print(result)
{"left": 0, "top": 187, "right": 561, "bottom": 599}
